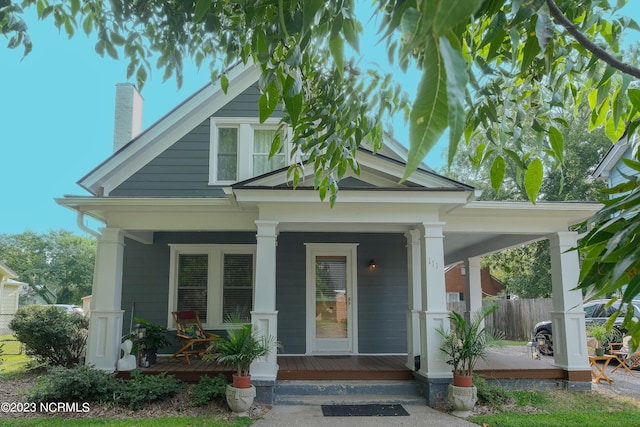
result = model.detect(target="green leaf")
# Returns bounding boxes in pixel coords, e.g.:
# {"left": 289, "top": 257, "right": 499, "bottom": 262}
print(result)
{"left": 343, "top": 19, "right": 360, "bottom": 53}
{"left": 259, "top": 81, "right": 278, "bottom": 123}
{"left": 284, "top": 74, "right": 303, "bottom": 128}
{"left": 548, "top": 126, "right": 564, "bottom": 164}
{"left": 136, "top": 66, "right": 147, "bottom": 91}
{"left": 194, "top": 0, "right": 210, "bottom": 22}
{"left": 606, "top": 111, "right": 626, "bottom": 141}
{"left": 490, "top": 156, "right": 505, "bottom": 191}
{"left": 480, "top": 11, "right": 507, "bottom": 48}
{"left": 433, "top": 0, "right": 483, "bottom": 36}
{"left": 520, "top": 23, "right": 540, "bottom": 74}
{"left": 220, "top": 74, "right": 229, "bottom": 94}
{"left": 318, "top": 176, "right": 329, "bottom": 200}
{"left": 329, "top": 35, "right": 344, "bottom": 77}
{"left": 439, "top": 37, "right": 468, "bottom": 166}
{"left": 302, "top": 0, "right": 324, "bottom": 31}
{"left": 535, "top": 10, "right": 553, "bottom": 50}
{"left": 401, "top": 7, "right": 420, "bottom": 36}
{"left": 629, "top": 89, "right": 640, "bottom": 112}
{"left": 82, "top": 16, "right": 93, "bottom": 36}
{"left": 404, "top": 37, "right": 449, "bottom": 180}
{"left": 104, "top": 40, "right": 118, "bottom": 60}
{"left": 524, "top": 158, "right": 543, "bottom": 203}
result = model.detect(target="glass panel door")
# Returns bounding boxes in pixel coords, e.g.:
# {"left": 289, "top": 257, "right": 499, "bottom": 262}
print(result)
{"left": 315, "top": 256, "right": 348, "bottom": 340}
{"left": 306, "top": 244, "right": 356, "bottom": 354}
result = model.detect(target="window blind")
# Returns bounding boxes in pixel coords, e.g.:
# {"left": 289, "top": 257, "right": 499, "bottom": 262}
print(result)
{"left": 177, "top": 254, "right": 208, "bottom": 322}
{"left": 222, "top": 253, "right": 254, "bottom": 323}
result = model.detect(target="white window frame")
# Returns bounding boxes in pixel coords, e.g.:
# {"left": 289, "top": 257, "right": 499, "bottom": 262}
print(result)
{"left": 168, "top": 244, "right": 256, "bottom": 329}
{"left": 447, "top": 292, "right": 462, "bottom": 303}
{"left": 209, "top": 117, "right": 289, "bottom": 184}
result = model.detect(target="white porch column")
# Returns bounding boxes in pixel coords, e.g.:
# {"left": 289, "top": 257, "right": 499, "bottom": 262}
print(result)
{"left": 417, "top": 223, "right": 451, "bottom": 380}
{"left": 87, "top": 228, "right": 125, "bottom": 371}
{"left": 465, "top": 257, "right": 483, "bottom": 324}
{"left": 251, "top": 220, "right": 279, "bottom": 381}
{"left": 548, "top": 232, "right": 590, "bottom": 375}
{"left": 405, "top": 229, "right": 422, "bottom": 370}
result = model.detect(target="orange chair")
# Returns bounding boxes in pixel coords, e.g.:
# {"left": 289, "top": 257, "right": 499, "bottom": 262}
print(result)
{"left": 170, "top": 311, "right": 219, "bottom": 364}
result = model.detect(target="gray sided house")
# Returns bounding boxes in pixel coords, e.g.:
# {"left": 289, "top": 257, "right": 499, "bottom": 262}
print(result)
{"left": 58, "top": 62, "right": 601, "bottom": 406}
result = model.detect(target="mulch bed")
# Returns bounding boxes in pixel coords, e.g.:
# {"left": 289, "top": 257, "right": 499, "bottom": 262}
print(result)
{"left": 0, "top": 374, "right": 270, "bottom": 420}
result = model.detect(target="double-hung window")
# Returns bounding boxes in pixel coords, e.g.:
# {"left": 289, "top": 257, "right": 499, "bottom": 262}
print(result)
{"left": 169, "top": 244, "right": 256, "bottom": 328}
{"left": 210, "top": 118, "right": 288, "bottom": 184}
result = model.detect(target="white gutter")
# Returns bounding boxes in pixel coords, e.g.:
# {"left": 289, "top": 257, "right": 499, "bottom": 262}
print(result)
{"left": 76, "top": 212, "right": 101, "bottom": 239}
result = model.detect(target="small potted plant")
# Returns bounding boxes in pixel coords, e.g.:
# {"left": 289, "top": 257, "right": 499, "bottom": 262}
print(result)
{"left": 133, "top": 317, "right": 172, "bottom": 365}
{"left": 586, "top": 323, "right": 620, "bottom": 356}
{"left": 206, "top": 319, "right": 280, "bottom": 414}
{"left": 437, "top": 304, "right": 504, "bottom": 417}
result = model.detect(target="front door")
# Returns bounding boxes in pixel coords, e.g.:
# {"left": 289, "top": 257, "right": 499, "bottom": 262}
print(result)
{"left": 306, "top": 244, "right": 358, "bottom": 354}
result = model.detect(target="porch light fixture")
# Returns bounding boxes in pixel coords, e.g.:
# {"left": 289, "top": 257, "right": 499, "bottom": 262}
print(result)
{"left": 368, "top": 259, "right": 377, "bottom": 269}
{"left": 136, "top": 323, "right": 146, "bottom": 340}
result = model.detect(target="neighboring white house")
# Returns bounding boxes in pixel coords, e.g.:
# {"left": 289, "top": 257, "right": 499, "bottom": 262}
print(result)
{"left": 56, "top": 61, "right": 601, "bottom": 406}
{"left": 0, "top": 261, "right": 25, "bottom": 335}
{"left": 592, "top": 134, "right": 638, "bottom": 188}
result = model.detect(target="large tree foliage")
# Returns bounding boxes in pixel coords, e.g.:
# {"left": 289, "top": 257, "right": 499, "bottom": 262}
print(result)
{"left": 4, "top": 1, "right": 640, "bottom": 338}
{"left": 0, "top": 231, "right": 96, "bottom": 304}
{"left": 449, "top": 116, "right": 610, "bottom": 298}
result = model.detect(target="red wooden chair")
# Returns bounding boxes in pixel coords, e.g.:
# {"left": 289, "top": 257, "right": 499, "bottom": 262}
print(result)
{"left": 170, "top": 311, "right": 219, "bottom": 364}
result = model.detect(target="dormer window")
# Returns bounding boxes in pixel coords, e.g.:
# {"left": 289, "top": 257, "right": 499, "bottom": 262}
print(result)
{"left": 209, "top": 118, "right": 288, "bottom": 184}
{"left": 253, "top": 129, "right": 286, "bottom": 175}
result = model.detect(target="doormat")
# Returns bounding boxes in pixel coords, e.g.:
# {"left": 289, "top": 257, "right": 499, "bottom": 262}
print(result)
{"left": 321, "top": 404, "right": 409, "bottom": 417}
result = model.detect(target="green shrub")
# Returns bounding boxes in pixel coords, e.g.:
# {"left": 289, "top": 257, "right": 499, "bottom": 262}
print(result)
{"left": 27, "top": 365, "right": 120, "bottom": 404}
{"left": 474, "top": 374, "right": 512, "bottom": 408}
{"left": 9, "top": 305, "right": 88, "bottom": 367}
{"left": 189, "top": 374, "right": 228, "bottom": 407}
{"left": 119, "top": 371, "right": 182, "bottom": 410}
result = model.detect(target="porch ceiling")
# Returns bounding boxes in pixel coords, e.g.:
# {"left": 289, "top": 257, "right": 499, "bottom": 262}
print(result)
{"left": 56, "top": 196, "right": 601, "bottom": 263}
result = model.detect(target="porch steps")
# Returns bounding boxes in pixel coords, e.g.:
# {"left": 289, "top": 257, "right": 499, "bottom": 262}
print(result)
{"left": 274, "top": 380, "right": 425, "bottom": 405}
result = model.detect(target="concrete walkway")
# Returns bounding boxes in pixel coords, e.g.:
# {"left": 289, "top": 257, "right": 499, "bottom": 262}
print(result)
{"left": 251, "top": 404, "right": 477, "bottom": 427}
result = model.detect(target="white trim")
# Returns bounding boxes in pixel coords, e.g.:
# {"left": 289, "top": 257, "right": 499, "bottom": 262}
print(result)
{"left": 305, "top": 243, "right": 359, "bottom": 354}
{"left": 167, "top": 244, "right": 257, "bottom": 330}
{"left": 240, "top": 148, "right": 464, "bottom": 190}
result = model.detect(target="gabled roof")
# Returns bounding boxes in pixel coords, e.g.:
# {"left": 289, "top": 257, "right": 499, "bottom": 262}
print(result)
{"left": 592, "top": 134, "right": 636, "bottom": 180}
{"left": 0, "top": 261, "right": 17, "bottom": 280}
{"left": 233, "top": 147, "right": 473, "bottom": 192}
{"left": 78, "top": 60, "right": 462, "bottom": 197}
{"left": 79, "top": 61, "right": 262, "bottom": 196}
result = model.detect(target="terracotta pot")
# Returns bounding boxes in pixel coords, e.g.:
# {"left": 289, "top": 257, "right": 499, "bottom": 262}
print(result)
{"left": 232, "top": 374, "right": 252, "bottom": 388}
{"left": 453, "top": 374, "right": 473, "bottom": 387}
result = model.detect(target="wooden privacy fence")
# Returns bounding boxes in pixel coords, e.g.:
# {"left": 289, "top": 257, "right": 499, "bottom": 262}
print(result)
{"left": 447, "top": 298, "right": 553, "bottom": 341}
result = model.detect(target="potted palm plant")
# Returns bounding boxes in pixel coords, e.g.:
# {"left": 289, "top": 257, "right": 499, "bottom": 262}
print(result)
{"left": 206, "top": 320, "right": 280, "bottom": 414}
{"left": 437, "top": 304, "right": 504, "bottom": 417}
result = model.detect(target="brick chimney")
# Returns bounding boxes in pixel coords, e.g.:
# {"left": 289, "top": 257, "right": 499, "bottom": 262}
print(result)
{"left": 113, "top": 83, "right": 143, "bottom": 152}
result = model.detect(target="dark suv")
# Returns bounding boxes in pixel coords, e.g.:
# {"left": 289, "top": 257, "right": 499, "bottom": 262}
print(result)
{"left": 533, "top": 300, "right": 639, "bottom": 356}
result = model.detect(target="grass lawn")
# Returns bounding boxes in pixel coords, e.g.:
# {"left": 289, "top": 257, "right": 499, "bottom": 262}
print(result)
{"left": 1, "top": 335, "right": 33, "bottom": 377}
{"left": 469, "top": 387, "right": 640, "bottom": 426}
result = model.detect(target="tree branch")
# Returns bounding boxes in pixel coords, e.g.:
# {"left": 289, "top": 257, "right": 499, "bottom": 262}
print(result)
{"left": 546, "top": 0, "right": 640, "bottom": 79}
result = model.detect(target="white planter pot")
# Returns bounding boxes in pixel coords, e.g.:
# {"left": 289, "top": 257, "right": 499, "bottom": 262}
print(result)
{"left": 226, "top": 384, "right": 256, "bottom": 415}
{"left": 448, "top": 384, "right": 477, "bottom": 418}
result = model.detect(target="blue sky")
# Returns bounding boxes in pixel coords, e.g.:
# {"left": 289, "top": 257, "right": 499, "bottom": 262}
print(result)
{"left": 0, "top": 6, "right": 427, "bottom": 236}
{"left": 1, "top": 4, "right": 638, "bottom": 236}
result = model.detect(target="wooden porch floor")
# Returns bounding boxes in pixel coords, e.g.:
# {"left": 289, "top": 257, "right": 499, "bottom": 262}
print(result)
{"left": 123, "top": 348, "right": 570, "bottom": 383}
